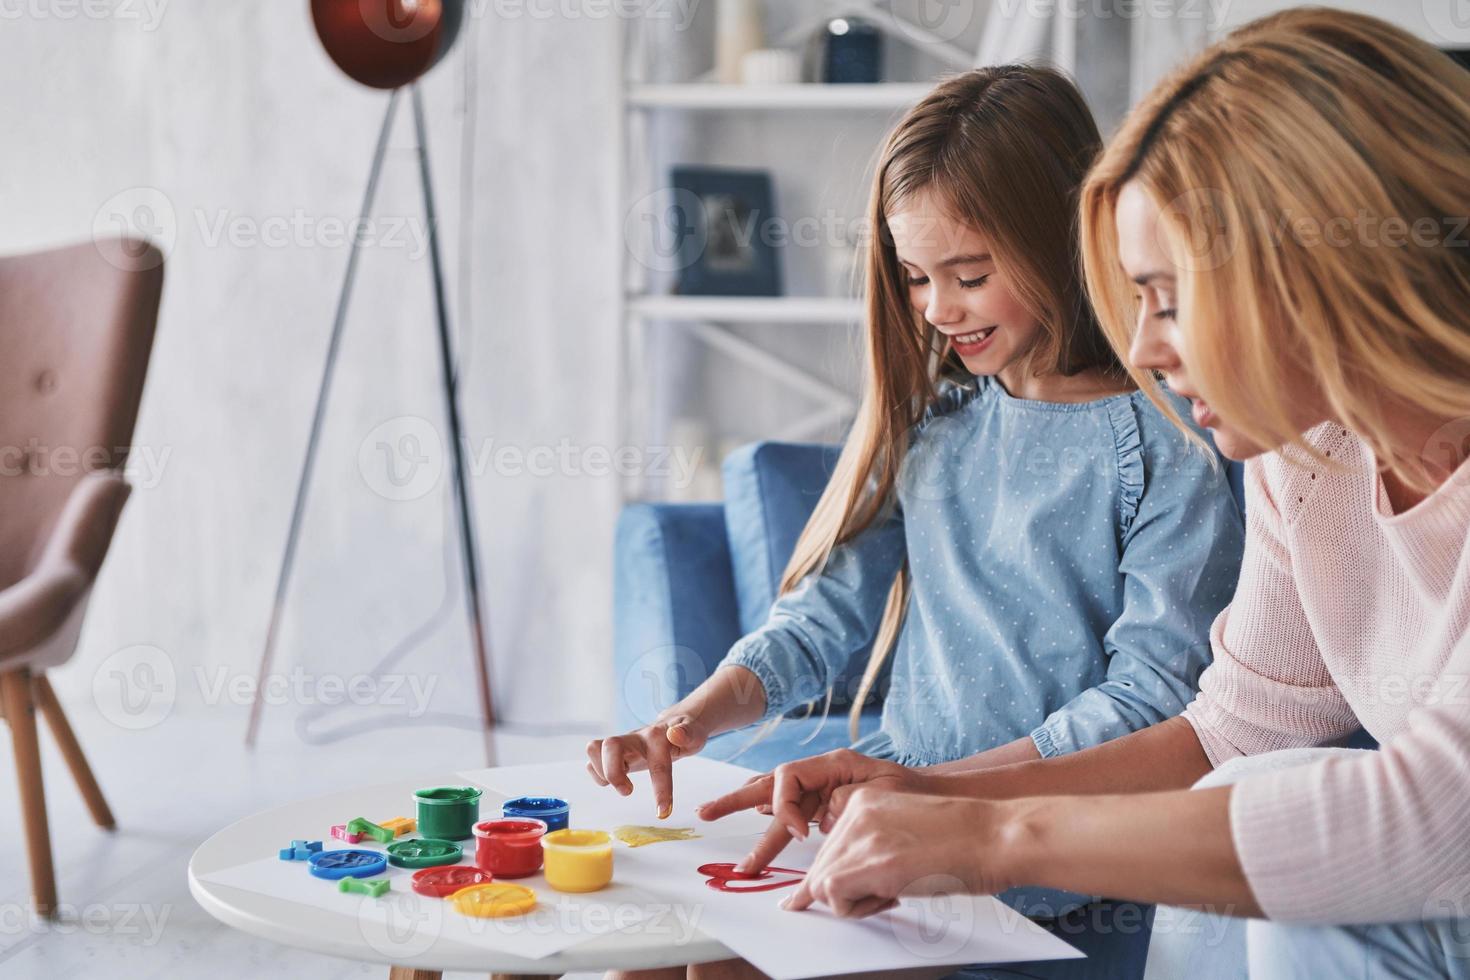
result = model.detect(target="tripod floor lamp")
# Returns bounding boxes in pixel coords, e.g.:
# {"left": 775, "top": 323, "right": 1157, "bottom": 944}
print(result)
{"left": 245, "top": 0, "right": 497, "bottom": 762}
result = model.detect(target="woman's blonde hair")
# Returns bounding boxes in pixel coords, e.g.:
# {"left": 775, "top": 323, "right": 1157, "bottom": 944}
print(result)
{"left": 779, "top": 66, "right": 1119, "bottom": 740}
{"left": 1081, "top": 8, "right": 1470, "bottom": 491}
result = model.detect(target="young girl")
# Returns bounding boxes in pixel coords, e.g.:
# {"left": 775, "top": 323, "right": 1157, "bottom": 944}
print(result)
{"left": 590, "top": 63, "right": 1243, "bottom": 937}
{"left": 737, "top": 10, "right": 1470, "bottom": 980}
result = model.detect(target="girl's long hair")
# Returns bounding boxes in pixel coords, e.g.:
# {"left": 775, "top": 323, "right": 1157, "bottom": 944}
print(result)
{"left": 781, "top": 67, "right": 1119, "bottom": 739}
{"left": 1081, "top": 8, "right": 1470, "bottom": 492}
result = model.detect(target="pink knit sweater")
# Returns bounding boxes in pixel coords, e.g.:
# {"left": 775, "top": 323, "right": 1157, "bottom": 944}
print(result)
{"left": 1181, "top": 422, "right": 1470, "bottom": 924}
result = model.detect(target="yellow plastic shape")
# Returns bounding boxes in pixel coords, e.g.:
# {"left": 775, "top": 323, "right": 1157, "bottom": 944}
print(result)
{"left": 542, "top": 829, "right": 614, "bottom": 893}
{"left": 448, "top": 882, "right": 538, "bottom": 919}
{"left": 380, "top": 817, "right": 416, "bottom": 837}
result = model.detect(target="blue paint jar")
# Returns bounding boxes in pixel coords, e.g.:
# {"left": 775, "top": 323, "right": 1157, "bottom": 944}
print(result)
{"left": 502, "top": 796, "right": 570, "bottom": 832}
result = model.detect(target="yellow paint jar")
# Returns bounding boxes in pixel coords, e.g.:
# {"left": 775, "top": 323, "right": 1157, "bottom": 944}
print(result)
{"left": 542, "top": 829, "right": 614, "bottom": 893}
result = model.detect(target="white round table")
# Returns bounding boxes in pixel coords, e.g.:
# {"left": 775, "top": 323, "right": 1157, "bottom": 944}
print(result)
{"left": 188, "top": 772, "right": 732, "bottom": 979}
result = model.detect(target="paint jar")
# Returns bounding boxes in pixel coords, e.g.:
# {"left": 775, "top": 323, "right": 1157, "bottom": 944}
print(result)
{"left": 542, "top": 829, "right": 614, "bottom": 893}
{"left": 413, "top": 786, "right": 483, "bottom": 841}
{"left": 502, "top": 796, "right": 570, "bottom": 832}
{"left": 473, "top": 818, "right": 547, "bottom": 878}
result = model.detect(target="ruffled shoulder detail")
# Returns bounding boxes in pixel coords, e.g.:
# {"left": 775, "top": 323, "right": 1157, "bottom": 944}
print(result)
{"left": 1108, "top": 395, "right": 1146, "bottom": 537}
{"left": 912, "top": 375, "right": 982, "bottom": 436}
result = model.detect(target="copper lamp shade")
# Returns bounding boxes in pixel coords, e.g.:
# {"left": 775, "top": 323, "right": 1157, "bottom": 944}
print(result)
{"left": 311, "top": 0, "right": 464, "bottom": 89}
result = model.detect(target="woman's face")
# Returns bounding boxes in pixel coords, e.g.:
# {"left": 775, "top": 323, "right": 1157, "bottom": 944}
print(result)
{"left": 887, "top": 190, "right": 1041, "bottom": 379}
{"left": 1115, "top": 180, "right": 1267, "bottom": 460}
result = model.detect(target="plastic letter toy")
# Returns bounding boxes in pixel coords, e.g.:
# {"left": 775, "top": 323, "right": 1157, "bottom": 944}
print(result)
{"left": 386, "top": 838, "right": 464, "bottom": 869}
{"left": 278, "top": 839, "right": 324, "bottom": 861}
{"left": 411, "top": 865, "right": 494, "bottom": 898}
{"left": 330, "top": 824, "right": 362, "bottom": 845}
{"left": 380, "top": 817, "right": 416, "bottom": 838}
{"left": 542, "top": 829, "right": 614, "bottom": 893}
{"left": 307, "top": 849, "right": 390, "bottom": 881}
{"left": 448, "top": 882, "right": 538, "bottom": 918}
{"left": 346, "top": 817, "right": 395, "bottom": 844}
{"left": 338, "top": 877, "right": 391, "bottom": 898}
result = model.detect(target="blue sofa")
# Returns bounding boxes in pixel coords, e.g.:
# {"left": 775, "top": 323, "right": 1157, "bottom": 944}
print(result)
{"left": 613, "top": 442, "right": 883, "bottom": 770}
{"left": 612, "top": 440, "right": 1250, "bottom": 979}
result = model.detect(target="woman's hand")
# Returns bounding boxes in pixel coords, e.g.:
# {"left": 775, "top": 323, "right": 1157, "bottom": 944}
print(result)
{"left": 696, "top": 749, "right": 935, "bottom": 872}
{"left": 585, "top": 713, "right": 711, "bottom": 819}
{"left": 782, "top": 787, "right": 1017, "bottom": 919}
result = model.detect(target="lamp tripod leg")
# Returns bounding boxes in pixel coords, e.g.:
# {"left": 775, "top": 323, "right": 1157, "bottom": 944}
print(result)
{"left": 246, "top": 91, "right": 403, "bottom": 747}
{"left": 411, "top": 85, "right": 498, "bottom": 766}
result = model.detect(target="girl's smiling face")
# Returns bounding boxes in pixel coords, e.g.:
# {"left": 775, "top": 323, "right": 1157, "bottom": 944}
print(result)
{"left": 888, "top": 190, "right": 1042, "bottom": 383}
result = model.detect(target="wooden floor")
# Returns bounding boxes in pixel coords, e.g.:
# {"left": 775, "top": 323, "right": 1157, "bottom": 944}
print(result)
{"left": 0, "top": 691, "right": 604, "bottom": 980}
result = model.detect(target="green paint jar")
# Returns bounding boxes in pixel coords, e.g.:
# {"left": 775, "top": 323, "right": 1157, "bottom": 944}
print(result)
{"left": 413, "top": 786, "right": 483, "bottom": 841}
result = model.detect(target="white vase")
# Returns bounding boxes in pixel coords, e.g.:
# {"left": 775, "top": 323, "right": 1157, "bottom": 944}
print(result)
{"left": 715, "top": 0, "right": 765, "bottom": 85}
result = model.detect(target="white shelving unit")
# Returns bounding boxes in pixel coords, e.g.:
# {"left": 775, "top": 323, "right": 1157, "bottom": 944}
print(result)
{"left": 615, "top": 6, "right": 962, "bottom": 502}
{"left": 615, "top": 1, "right": 1085, "bottom": 501}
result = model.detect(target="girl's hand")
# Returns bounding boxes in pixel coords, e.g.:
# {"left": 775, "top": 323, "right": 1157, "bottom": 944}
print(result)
{"left": 696, "top": 749, "right": 934, "bottom": 872}
{"left": 585, "top": 713, "right": 710, "bottom": 819}
{"left": 782, "top": 787, "right": 1016, "bottom": 919}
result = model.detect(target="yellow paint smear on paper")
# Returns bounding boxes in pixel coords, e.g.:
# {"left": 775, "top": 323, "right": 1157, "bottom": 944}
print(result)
{"left": 613, "top": 825, "right": 701, "bottom": 848}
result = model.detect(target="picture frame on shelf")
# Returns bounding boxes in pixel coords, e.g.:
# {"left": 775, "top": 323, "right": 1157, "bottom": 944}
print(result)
{"left": 670, "top": 166, "right": 783, "bottom": 297}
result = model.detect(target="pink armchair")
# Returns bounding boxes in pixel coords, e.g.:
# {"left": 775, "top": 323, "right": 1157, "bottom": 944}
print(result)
{"left": 0, "top": 237, "right": 162, "bottom": 917}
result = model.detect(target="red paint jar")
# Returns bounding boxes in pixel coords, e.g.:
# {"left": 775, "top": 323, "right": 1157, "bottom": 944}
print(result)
{"left": 473, "top": 818, "right": 548, "bottom": 878}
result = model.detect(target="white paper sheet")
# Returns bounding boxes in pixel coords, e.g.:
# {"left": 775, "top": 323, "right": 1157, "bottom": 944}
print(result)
{"left": 202, "top": 759, "right": 1083, "bottom": 975}
{"left": 197, "top": 851, "right": 682, "bottom": 961}
{"left": 611, "top": 832, "right": 1084, "bottom": 980}
{"left": 457, "top": 755, "right": 776, "bottom": 841}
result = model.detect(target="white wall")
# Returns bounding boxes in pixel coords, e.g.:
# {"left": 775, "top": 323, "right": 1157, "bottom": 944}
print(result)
{"left": 0, "top": 1, "right": 624, "bottom": 738}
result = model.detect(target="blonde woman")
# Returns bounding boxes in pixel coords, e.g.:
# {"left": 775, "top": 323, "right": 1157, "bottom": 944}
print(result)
{"left": 707, "top": 9, "right": 1470, "bottom": 978}
{"left": 587, "top": 64, "right": 1244, "bottom": 930}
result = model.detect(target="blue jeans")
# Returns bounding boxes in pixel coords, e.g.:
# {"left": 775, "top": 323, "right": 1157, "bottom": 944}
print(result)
{"left": 1144, "top": 749, "right": 1470, "bottom": 979}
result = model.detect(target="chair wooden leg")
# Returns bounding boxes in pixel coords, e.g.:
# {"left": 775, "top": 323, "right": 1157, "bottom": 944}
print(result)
{"left": 32, "top": 674, "right": 114, "bottom": 829}
{"left": 1, "top": 668, "right": 57, "bottom": 918}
